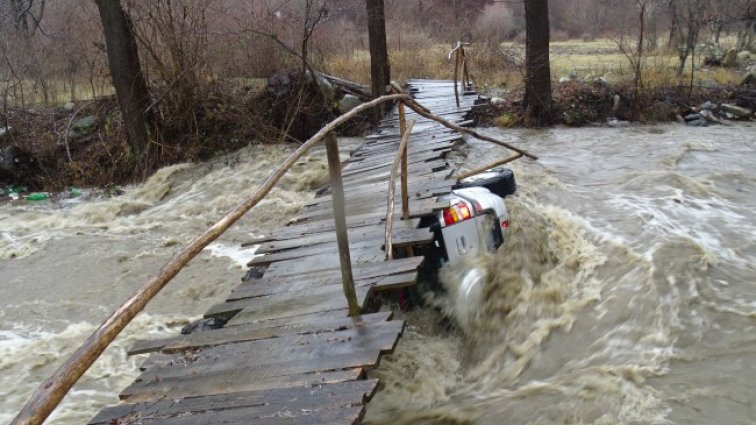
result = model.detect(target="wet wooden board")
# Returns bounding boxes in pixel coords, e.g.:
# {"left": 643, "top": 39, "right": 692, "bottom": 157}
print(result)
{"left": 92, "top": 380, "right": 379, "bottom": 425}
{"left": 122, "top": 330, "right": 400, "bottom": 402}
{"left": 121, "top": 368, "right": 365, "bottom": 403}
{"left": 204, "top": 283, "right": 372, "bottom": 318}
{"left": 137, "top": 321, "right": 404, "bottom": 376}
{"left": 293, "top": 197, "right": 448, "bottom": 222}
{"left": 227, "top": 271, "right": 417, "bottom": 301}
{"left": 91, "top": 80, "right": 473, "bottom": 425}
{"left": 254, "top": 227, "right": 432, "bottom": 254}
{"left": 248, "top": 217, "right": 420, "bottom": 245}
{"left": 129, "top": 312, "right": 394, "bottom": 356}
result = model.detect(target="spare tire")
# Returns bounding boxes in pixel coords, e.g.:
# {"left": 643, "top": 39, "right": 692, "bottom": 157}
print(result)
{"left": 455, "top": 168, "right": 516, "bottom": 197}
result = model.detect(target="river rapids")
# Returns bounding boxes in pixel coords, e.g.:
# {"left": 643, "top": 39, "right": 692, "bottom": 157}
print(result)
{"left": 1, "top": 124, "right": 754, "bottom": 424}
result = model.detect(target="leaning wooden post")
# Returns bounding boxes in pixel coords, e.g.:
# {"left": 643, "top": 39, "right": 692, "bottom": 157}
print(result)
{"left": 398, "top": 101, "right": 410, "bottom": 221}
{"left": 461, "top": 46, "right": 471, "bottom": 89}
{"left": 453, "top": 46, "right": 461, "bottom": 107}
{"left": 325, "top": 133, "right": 360, "bottom": 317}
{"left": 385, "top": 120, "right": 415, "bottom": 260}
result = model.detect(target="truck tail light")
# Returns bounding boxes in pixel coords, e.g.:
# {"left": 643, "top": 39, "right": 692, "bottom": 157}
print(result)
{"left": 443, "top": 202, "right": 472, "bottom": 226}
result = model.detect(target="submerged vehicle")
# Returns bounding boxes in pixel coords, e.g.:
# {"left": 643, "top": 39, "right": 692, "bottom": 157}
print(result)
{"left": 427, "top": 167, "right": 516, "bottom": 267}
{"left": 413, "top": 167, "right": 516, "bottom": 318}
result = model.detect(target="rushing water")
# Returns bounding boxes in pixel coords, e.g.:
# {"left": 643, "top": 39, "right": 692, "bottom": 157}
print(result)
{"left": 1, "top": 124, "right": 754, "bottom": 424}
{"left": 364, "top": 123, "right": 756, "bottom": 425}
{"left": 0, "top": 141, "right": 355, "bottom": 424}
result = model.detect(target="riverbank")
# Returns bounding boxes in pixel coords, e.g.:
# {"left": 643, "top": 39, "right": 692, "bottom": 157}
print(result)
{"left": 0, "top": 75, "right": 372, "bottom": 193}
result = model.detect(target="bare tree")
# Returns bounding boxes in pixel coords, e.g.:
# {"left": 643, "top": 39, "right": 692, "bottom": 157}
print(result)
{"left": 671, "top": 0, "right": 705, "bottom": 77}
{"left": 4, "top": 0, "right": 46, "bottom": 34}
{"left": 94, "top": 0, "right": 154, "bottom": 157}
{"left": 366, "top": 0, "right": 389, "bottom": 122}
{"left": 523, "top": 0, "right": 552, "bottom": 127}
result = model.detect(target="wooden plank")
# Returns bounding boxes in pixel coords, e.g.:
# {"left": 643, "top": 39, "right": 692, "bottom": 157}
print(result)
{"left": 121, "top": 368, "right": 364, "bottom": 403}
{"left": 255, "top": 225, "right": 432, "bottom": 253}
{"left": 294, "top": 196, "right": 447, "bottom": 221}
{"left": 228, "top": 270, "right": 417, "bottom": 301}
{"left": 303, "top": 183, "right": 451, "bottom": 211}
{"left": 344, "top": 149, "right": 450, "bottom": 170}
{"left": 123, "top": 325, "right": 402, "bottom": 401}
{"left": 91, "top": 380, "right": 378, "bottom": 425}
{"left": 249, "top": 218, "right": 420, "bottom": 245}
{"left": 112, "top": 405, "right": 365, "bottom": 425}
{"left": 204, "top": 284, "right": 371, "bottom": 319}
{"left": 240, "top": 256, "right": 424, "bottom": 288}
{"left": 137, "top": 321, "right": 404, "bottom": 377}
{"left": 128, "top": 311, "right": 393, "bottom": 356}
{"left": 250, "top": 233, "right": 431, "bottom": 265}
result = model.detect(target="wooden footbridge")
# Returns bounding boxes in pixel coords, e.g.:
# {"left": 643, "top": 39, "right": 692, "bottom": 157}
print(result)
{"left": 91, "top": 80, "right": 478, "bottom": 425}
{"left": 11, "top": 70, "right": 535, "bottom": 425}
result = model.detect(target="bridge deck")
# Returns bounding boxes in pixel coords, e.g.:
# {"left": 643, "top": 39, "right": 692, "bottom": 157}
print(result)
{"left": 89, "top": 80, "right": 477, "bottom": 425}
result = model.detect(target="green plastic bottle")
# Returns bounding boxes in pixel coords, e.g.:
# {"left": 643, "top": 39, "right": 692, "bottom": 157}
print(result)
{"left": 26, "top": 192, "right": 49, "bottom": 201}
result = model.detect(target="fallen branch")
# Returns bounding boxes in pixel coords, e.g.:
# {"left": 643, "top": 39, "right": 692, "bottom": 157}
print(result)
{"left": 10, "top": 92, "right": 410, "bottom": 425}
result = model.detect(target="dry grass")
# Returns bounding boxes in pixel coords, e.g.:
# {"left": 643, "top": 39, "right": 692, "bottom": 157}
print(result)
{"left": 320, "top": 38, "right": 746, "bottom": 92}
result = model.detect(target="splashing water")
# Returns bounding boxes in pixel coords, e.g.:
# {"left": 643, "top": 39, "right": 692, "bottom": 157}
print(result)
{"left": 0, "top": 140, "right": 360, "bottom": 423}
{"left": 365, "top": 123, "right": 756, "bottom": 425}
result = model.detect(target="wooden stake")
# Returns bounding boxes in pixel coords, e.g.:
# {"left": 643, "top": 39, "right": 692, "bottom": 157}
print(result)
{"left": 454, "top": 153, "right": 523, "bottom": 180}
{"left": 325, "top": 133, "right": 360, "bottom": 317}
{"left": 385, "top": 120, "right": 415, "bottom": 261}
{"left": 453, "top": 48, "right": 461, "bottom": 108}
{"left": 8, "top": 93, "right": 408, "bottom": 425}
{"left": 398, "top": 101, "right": 409, "bottom": 220}
{"left": 461, "top": 47, "right": 471, "bottom": 89}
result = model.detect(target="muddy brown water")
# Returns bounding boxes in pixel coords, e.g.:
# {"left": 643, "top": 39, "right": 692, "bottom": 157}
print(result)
{"left": 365, "top": 123, "right": 756, "bottom": 425}
{"left": 1, "top": 124, "right": 755, "bottom": 424}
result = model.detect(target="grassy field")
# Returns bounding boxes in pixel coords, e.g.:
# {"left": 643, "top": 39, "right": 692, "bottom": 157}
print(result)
{"left": 323, "top": 38, "right": 745, "bottom": 91}
{"left": 1, "top": 39, "right": 747, "bottom": 108}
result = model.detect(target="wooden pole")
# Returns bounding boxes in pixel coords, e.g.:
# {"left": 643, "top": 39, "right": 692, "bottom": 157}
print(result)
{"left": 453, "top": 48, "right": 461, "bottom": 108}
{"left": 398, "top": 101, "right": 410, "bottom": 220}
{"left": 454, "top": 153, "right": 523, "bottom": 180}
{"left": 9, "top": 93, "right": 407, "bottom": 425}
{"left": 461, "top": 46, "right": 471, "bottom": 89}
{"left": 403, "top": 98, "right": 539, "bottom": 160}
{"left": 385, "top": 120, "right": 415, "bottom": 261}
{"left": 325, "top": 133, "right": 360, "bottom": 316}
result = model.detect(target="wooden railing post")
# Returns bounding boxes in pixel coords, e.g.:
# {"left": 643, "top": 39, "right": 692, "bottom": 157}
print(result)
{"left": 461, "top": 46, "right": 470, "bottom": 90}
{"left": 398, "top": 102, "right": 410, "bottom": 221}
{"left": 325, "top": 133, "right": 360, "bottom": 317}
{"left": 385, "top": 120, "right": 415, "bottom": 260}
{"left": 453, "top": 45, "right": 461, "bottom": 107}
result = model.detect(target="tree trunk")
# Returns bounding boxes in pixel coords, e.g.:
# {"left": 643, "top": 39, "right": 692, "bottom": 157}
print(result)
{"left": 95, "top": 0, "right": 153, "bottom": 157}
{"left": 366, "top": 0, "right": 390, "bottom": 123}
{"left": 523, "top": 0, "right": 552, "bottom": 127}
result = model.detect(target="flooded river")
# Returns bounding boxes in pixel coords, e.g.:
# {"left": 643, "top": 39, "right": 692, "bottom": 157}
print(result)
{"left": 365, "top": 123, "right": 756, "bottom": 425}
{"left": 0, "top": 142, "right": 342, "bottom": 423}
{"left": 1, "top": 124, "right": 754, "bottom": 424}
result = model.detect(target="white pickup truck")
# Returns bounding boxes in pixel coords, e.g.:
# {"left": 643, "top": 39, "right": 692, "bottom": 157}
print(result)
{"left": 430, "top": 168, "right": 516, "bottom": 266}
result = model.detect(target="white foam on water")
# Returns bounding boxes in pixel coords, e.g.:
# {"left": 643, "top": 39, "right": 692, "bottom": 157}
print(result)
{"left": 0, "top": 314, "right": 188, "bottom": 424}
{"left": 204, "top": 242, "right": 261, "bottom": 269}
